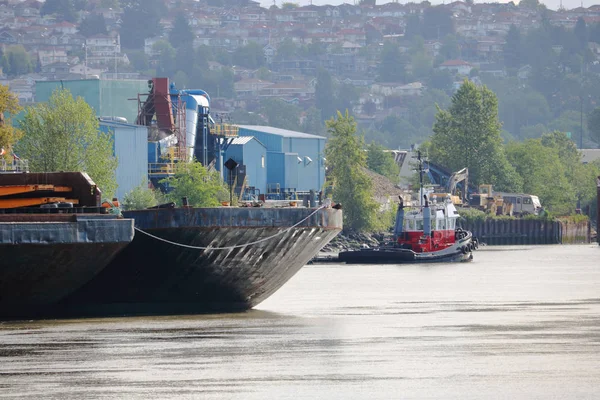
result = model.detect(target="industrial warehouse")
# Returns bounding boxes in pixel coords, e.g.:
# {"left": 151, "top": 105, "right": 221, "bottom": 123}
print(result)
{"left": 35, "top": 77, "right": 327, "bottom": 201}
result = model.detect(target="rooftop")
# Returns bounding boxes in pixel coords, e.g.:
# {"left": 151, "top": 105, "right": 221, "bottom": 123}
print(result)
{"left": 237, "top": 125, "right": 326, "bottom": 139}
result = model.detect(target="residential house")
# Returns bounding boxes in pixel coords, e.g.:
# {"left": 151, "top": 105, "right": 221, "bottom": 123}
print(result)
{"left": 270, "top": 59, "right": 316, "bottom": 75}
{"left": 439, "top": 59, "right": 473, "bottom": 75}
{"left": 357, "top": 92, "right": 384, "bottom": 114}
{"left": 52, "top": 21, "right": 77, "bottom": 35}
{"left": 290, "top": 8, "right": 319, "bottom": 22}
{"left": 336, "top": 29, "right": 366, "bottom": 46}
{"left": 446, "top": 1, "right": 472, "bottom": 14}
{"left": 0, "top": 30, "right": 20, "bottom": 45}
{"left": 259, "top": 81, "right": 315, "bottom": 100}
{"left": 8, "top": 78, "right": 34, "bottom": 103}
{"left": 51, "top": 32, "right": 85, "bottom": 50}
{"left": 38, "top": 48, "right": 68, "bottom": 67}
{"left": 424, "top": 40, "right": 442, "bottom": 58}
{"left": 325, "top": 7, "right": 341, "bottom": 18}
{"left": 478, "top": 62, "right": 506, "bottom": 78}
{"left": 41, "top": 61, "right": 71, "bottom": 75}
{"left": 263, "top": 44, "right": 276, "bottom": 65}
{"left": 234, "top": 78, "right": 273, "bottom": 97}
{"left": 476, "top": 37, "right": 505, "bottom": 59}
{"left": 144, "top": 37, "right": 163, "bottom": 57}
{"left": 371, "top": 82, "right": 423, "bottom": 97}
{"left": 70, "top": 63, "right": 106, "bottom": 77}
{"left": 0, "top": 4, "right": 16, "bottom": 19}
{"left": 85, "top": 34, "right": 126, "bottom": 67}
{"left": 517, "top": 64, "right": 532, "bottom": 80}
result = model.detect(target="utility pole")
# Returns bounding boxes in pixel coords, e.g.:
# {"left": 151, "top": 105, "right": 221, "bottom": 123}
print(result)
{"left": 83, "top": 43, "right": 88, "bottom": 79}
{"left": 114, "top": 37, "right": 118, "bottom": 79}
{"left": 580, "top": 94, "right": 584, "bottom": 150}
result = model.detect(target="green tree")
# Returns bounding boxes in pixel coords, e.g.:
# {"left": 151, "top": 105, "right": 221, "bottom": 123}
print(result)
{"left": 422, "top": 6, "right": 454, "bottom": 40}
{"left": 175, "top": 42, "right": 197, "bottom": 77}
{"left": 169, "top": 13, "right": 194, "bottom": 48}
{"left": 366, "top": 142, "right": 400, "bottom": 184}
{"left": 275, "top": 38, "right": 298, "bottom": 60}
{"left": 120, "top": 0, "right": 165, "bottom": 49}
{"left": 16, "top": 89, "right": 118, "bottom": 198}
{"left": 430, "top": 80, "right": 522, "bottom": 191}
{"left": 410, "top": 51, "right": 433, "bottom": 80}
{"left": 503, "top": 24, "right": 522, "bottom": 70}
{"left": 127, "top": 49, "right": 149, "bottom": 71}
{"left": 377, "top": 42, "right": 406, "bottom": 82}
{"left": 574, "top": 17, "right": 588, "bottom": 50}
{"left": 41, "top": 0, "right": 77, "bottom": 22}
{"left": 161, "top": 161, "right": 227, "bottom": 207}
{"left": 325, "top": 111, "right": 379, "bottom": 232}
{"left": 439, "top": 34, "right": 460, "bottom": 61}
{"left": 519, "top": 0, "right": 540, "bottom": 9}
{"left": 587, "top": 106, "right": 600, "bottom": 144}
{"left": 301, "top": 107, "right": 324, "bottom": 136}
{"left": 426, "top": 69, "right": 454, "bottom": 93}
{"left": 404, "top": 14, "right": 422, "bottom": 39}
{"left": 172, "top": 70, "right": 189, "bottom": 89}
{"left": 122, "top": 182, "right": 162, "bottom": 210}
{"left": 256, "top": 67, "right": 273, "bottom": 81}
{"left": 78, "top": 13, "right": 108, "bottom": 37}
{"left": 335, "top": 83, "right": 359, "bottom": 116}
{"left": 231, "top": 42, "right": 265, "bottom": 69}
{"left": 505, "top": 139, "right": 573, "bottom": 214}
{"left": 100, "top": 0, "right": 121, "bottom": 7}
{"left": 259, "top": 98, "right": 301, "bottom": 131}
{"left": 1, "top": 45, "right": 32, "bottom": 76}
{"left": 540, "top": 131, "right": 595, "bottom": 209}
{"left": 153, "top": 40, "right": 176, "bottom": 77}
{"left": 316, "top": 68, "right": 336, "bottom": 122}
{"left": 0, "top": 83, "right": 22, "bottom": 155}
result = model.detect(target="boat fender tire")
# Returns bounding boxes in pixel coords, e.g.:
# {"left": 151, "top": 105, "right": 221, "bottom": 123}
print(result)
{"left": 461, "top": 246, "right": 468, "bottom": 254}
{"left": 473, "top": 240, "right": 479, "bottom": 250}
{"left": 469, "top": 242, "right": 475, "bottom": 251}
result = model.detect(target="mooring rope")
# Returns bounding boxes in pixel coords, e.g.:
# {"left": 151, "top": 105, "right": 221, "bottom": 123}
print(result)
{"left": 133, "top": 205, "right": 327, "bottom": 250}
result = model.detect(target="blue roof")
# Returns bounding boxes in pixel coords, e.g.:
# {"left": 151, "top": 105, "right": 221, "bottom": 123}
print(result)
{"left": 98, "top": 118, "right": 143, "bottom": 129}
{"left": 237, "top": 125, "right": 326, "bottom": 140}
{"left": 229, "top": 136, "right": 266, "bottom": 147}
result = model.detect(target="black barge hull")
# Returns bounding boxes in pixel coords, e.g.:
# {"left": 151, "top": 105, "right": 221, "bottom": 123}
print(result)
{"left": 57, "top": 207, "right": 342, "bottom": 316}
{"left": 0, "top": 215, "right": 135, "bottom": 318}
{"left": 338, "top": 247, "right": 472, "bottom": 264}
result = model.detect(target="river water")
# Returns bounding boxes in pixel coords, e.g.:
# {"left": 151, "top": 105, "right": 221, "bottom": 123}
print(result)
{"left": 1, "top": 245, "right": 599, "bottom": 399}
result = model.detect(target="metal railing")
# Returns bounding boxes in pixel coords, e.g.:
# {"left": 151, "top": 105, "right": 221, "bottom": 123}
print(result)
{"left": 212, "top": 123, "right": 239, "bottom": 137}
{"left": 0, "top": 159, "right": 29, "bottom": 172}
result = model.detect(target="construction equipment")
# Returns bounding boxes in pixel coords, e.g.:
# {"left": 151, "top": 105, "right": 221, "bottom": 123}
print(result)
{"left": 0, "top": 183, "right": 78, "bottom": 209}
{"left": 428, "top": 167, "right": 469, "bottom": 206}
{"left": 469, "top": 184, "right": 514, "bottom": 216}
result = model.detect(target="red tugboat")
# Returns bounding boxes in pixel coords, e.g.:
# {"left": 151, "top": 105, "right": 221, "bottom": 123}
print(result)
{"left": 339, "top": 153, "right": 478, "bottom": 264}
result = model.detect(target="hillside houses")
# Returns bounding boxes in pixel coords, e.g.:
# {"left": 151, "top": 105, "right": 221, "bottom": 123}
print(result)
{"left": 3, "top": 0, "right": 600, "bottom": 119}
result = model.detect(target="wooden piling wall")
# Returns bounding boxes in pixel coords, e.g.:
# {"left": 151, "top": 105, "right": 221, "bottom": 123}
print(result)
{"left": 459, "top": 219, "right": 590, "bottom": 245}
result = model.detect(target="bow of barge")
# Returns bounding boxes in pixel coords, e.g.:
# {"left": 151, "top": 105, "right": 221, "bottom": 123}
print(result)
{"left": 57, "top": 206, "right": 343, "bottom": 316}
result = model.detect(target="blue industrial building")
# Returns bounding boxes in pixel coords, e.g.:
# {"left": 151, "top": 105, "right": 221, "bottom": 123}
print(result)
{"left": 236, "top": 126, "right": 326, "bottom": 197}
{"left": 224, "top": 137, "right": 267, "bottom": 197}
{"left": 99, "top": 119, "right": 148, "bottom": 199}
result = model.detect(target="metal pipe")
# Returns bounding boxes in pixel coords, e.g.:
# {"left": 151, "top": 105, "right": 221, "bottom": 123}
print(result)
{"left": 597, "top": 175, "right": 600, "bottom": 245}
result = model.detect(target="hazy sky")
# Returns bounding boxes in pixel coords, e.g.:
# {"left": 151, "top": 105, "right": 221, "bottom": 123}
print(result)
{"left": 258, "top": 0, "right": 592, "bottom": 12}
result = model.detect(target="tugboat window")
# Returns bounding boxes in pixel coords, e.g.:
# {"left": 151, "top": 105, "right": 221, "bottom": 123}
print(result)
{"left": 438, "top": 219, "right": 446, "bottom": 230}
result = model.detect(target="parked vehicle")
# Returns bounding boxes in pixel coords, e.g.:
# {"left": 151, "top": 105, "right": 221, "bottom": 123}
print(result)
{"left": 469, "top": 184, "right": 542, "bottom": 216}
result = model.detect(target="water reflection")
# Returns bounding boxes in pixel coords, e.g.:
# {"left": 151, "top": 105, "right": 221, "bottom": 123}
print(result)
{"left": 1, "top": 245, "right": 599, "bottom": 399}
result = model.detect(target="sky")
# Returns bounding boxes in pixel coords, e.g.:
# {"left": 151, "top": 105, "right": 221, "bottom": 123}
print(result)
{"left": 258, "top": 0, "right": 592, "bottom": 12}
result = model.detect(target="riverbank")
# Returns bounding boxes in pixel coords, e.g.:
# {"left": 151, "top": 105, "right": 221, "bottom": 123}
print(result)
{"left": 320, "top": 231, "right": 388, "bottom": 253}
